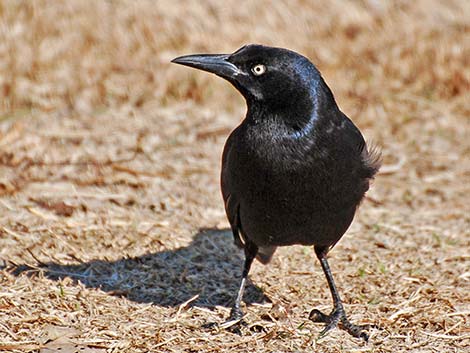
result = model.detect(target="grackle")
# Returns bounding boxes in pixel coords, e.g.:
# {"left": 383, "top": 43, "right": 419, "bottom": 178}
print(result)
{"left": 172, "top": 45, "right": 381, "bottom": 340}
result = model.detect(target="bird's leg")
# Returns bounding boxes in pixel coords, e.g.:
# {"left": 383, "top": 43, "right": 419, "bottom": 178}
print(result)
{"left": 309, "top": 246, "right": 370, "bottom": 341}
{"left": 223, "top": 240, "right": 258, "bottom": 327}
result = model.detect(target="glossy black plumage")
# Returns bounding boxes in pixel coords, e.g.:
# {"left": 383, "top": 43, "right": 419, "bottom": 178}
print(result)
{"left": 172, "top": 44, "right": 381, "bottom": 340}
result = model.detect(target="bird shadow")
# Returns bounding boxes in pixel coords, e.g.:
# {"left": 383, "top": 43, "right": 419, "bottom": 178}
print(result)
{"left": 6, "top": 228, "right": 267, "bottom": 308}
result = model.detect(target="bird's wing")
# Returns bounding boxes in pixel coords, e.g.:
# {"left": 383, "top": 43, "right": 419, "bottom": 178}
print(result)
{"left": 340, "top": 112, "right": 367, "bottom": 153}
{"left": 340, "top": 112, "right": 381, "bottom": 179}
{"left": 221, "top": 126, "right": 278, "bottom": 262}
{"left": 221, "top": 129, "right": 244, "bottom": 248}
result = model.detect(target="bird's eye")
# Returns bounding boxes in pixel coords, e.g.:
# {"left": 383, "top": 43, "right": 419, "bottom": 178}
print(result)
{"left": 251, "top": 64, "right": 266, "bottom": 76}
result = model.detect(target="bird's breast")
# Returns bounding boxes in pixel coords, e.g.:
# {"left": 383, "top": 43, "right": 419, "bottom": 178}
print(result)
{"left": 223, "top": 124, "right": 368, "bottom": 247}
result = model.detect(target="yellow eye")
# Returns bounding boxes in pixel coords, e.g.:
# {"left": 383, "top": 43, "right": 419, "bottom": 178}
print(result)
{"left": 251, "top": 64, "right": 266, "bottom": 76}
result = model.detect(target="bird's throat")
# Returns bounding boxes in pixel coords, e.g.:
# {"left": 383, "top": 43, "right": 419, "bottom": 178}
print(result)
{"left": 246, "top": 101, "right": 317, "bottom": 139}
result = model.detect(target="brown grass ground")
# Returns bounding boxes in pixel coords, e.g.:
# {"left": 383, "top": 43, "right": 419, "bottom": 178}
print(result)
{"left": 0, "top": 1, "right": 469, "bottom": 352}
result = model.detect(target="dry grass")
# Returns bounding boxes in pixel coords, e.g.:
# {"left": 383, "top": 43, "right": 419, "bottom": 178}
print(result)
{"left": 1, "top": 0, "right": 469, "bottom": 352}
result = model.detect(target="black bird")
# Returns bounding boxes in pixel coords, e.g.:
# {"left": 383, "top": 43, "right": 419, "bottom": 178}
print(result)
{"left": 172, "top": 45, "right": 381, "bottom": 340}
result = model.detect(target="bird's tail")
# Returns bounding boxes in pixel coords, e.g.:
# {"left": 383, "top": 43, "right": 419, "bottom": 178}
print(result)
{"left": 362, "top": 142, "right": 382, "bottom": 179}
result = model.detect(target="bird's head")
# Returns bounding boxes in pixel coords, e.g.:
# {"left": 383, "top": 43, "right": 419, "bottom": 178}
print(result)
{"left": 172, "top": 44, "right": 330, "bottom": 117}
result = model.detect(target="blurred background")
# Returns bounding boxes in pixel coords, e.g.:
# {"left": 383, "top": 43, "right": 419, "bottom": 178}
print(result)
{"left": 1, "top": 1, "right": 468, "bottom": 114}
{"left": 0, "top": 1, "right": 469, "bottom": 352}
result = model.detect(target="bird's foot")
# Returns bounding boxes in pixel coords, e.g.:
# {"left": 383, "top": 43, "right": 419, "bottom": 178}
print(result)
{"left": 219, "top": 306, "right": 245, "bottom": 329}
{"left": 309, "top": 307, "right": 370, "bottom": 341}
{"left": 202, "top": 306, "right": 245, "bottom": 332}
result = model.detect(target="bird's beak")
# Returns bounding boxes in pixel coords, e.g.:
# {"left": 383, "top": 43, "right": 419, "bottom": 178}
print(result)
{"left": 171, "top": 53, "right": 241, "bottom": 79}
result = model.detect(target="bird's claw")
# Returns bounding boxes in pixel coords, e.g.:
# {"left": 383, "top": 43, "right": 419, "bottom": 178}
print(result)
{"left": 341, "top": 320, "right": 370, "bottom": 342}
{"left": 219, "top": 316, "right": 244, "bottom": 330}
{"left": 202, "top": 307, "right": 246, "bottom": 331}
{"left": 308, "top": 309, "right": 331, "bottom": 323}
{"left": 309, "top": 307, "right": 370, "bottom": 341}
{"left": 202, "top": 318, "right": 244, "bottom": 331}
{"left": 229, "top": 306, "right": 244, "bottom": 320}
{"left": 219, "top": 307, "right": 245, "bottom": 329}
{"left": 201, "top": 321, "right": 219, "bottom": 330}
